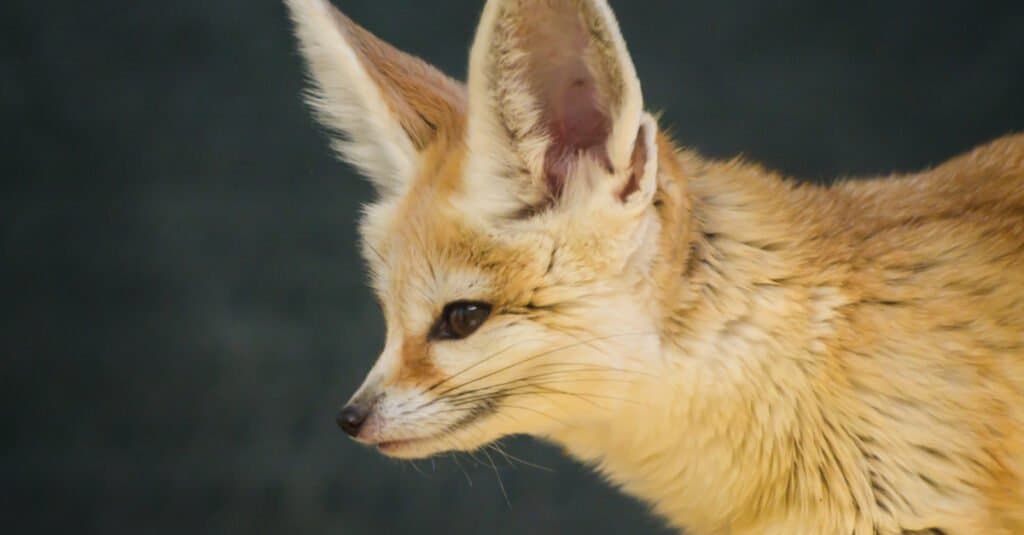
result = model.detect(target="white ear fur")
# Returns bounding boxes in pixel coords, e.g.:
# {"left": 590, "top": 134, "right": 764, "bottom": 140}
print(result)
{"left": 286, "top": 0, "right": 416, "bottom": 195}
{"left": 464, "top": 0, "right": 651, "bottom": 213}
{"left": 285, "top": 0, "right": 466, "bottom": 197}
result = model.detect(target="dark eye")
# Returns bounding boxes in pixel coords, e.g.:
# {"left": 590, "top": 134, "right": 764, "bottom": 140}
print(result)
{"left": 432, "top": 301, "right": 492, "bottom": 340}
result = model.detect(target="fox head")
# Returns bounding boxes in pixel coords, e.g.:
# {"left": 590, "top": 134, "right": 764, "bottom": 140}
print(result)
{"left": 286, "top": 0, "right": 691, "bottom": 459}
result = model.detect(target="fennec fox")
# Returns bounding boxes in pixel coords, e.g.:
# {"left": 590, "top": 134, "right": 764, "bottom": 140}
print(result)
{"left": 284, "top": 0, "right": 1024, "bottom": 532}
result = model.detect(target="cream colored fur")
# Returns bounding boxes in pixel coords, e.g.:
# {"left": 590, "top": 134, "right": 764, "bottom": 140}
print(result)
{"left": 286, "top": 0, "right": 415, "bottom": 194}
{"left": 284, "top": 1, "right": 1024, "bottom": 533}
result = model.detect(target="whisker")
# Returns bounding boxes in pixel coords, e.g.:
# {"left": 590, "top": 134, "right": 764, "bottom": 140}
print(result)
{"left": 512, "top": 383, "right": 626, "bottom": 408}
{"left": 489, "top": 444, "right": 554, "bottom": 473}
{"left": 531, "top": 361, "right": 656, "bottom": 378}
{"left": 365, "top": 242, "right": 386, "bottom": 263}
{"left": 448, "top": 385, "right": 628, "bottom": 411}
{"left": 409, "top": 460, "right": 427, "bottom": 477}
{"left": 444, "top": 377, "right": 643, "bottom": 408}
{"left": 450, "top": 454, "right": 474, "bottom": 487}
{"left": 439, "top": 370, "right": 634, "bottom": 408}
{"left": 420, "top": 334, "right": 560, "bottom": 394}
{"left": 433, "top": 401, "right": 572, "bottom": 429}
{"left": 481, "top": 448, "right": 511, "bottom": 509}
{"left": 488, "top": 442, "right": 517, "bottom": 470}
{"left": 443, "top": 368, "right": 641, "bottom": 401}
{"left": 494, "top": 402, "right": 574, "bottom": 428}
{"left": 509, "top": 384, "right": 609, "bottom": 410}
{"left": 429, "top": 331, "right": 659, "bottom": 402}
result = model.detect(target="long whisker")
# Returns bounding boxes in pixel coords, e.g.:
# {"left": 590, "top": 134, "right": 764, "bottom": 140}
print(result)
{"left": 531, "top": 361, "right": 657, "bottom": 378}
{"left": 447, "top": 383, "right": 637, "bottom": 410}
{"left": 420, "top": 334, "right": 560, "bottom": 394}
{"left": 506, "top": 383, "right": 612, "bottom": 410}
{"left": 365, "top": 242, "right": 386, "bottom": 263}
{"left": 415, "top": 460, "right": 430, "bottom": 476}
{"left": 440, "top": 368, "right": 640, "bottom": 405}
{"left": 449, "top": 454, "right": 474, "bottom": 487}
{"left": 481, "top": 448, "right": 511, "bottom": 509}
{"left": 488, "top": 443, "right": 554, "bottom": 473}
{"left": 488, "top": 442, "right": 517, "bottom": 470}
{"left": 445, "top": 377, "right": 641, "bottom": 408}
{"left": 433, "top": 401, "right": 573, "bottom": 428}
{"left": 498, "top": 402, "right": 575, "bottom": 427}
{"left": 547, "top": 324, "right": 640, "bottom": 364}
{"left": 430, "top": 331, "right": 659, "bottom": 402}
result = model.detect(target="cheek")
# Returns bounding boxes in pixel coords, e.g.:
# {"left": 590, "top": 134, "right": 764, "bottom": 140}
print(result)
{"left": 428, "top": 343, "right": 480, "bottom": 384}
{"left": 430, "top": 320, "right": 565, "bottom": 383}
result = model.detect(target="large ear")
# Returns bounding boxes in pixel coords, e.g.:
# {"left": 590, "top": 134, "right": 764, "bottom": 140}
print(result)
{"left": 465, "top": 0, "right": 657, "bottom": 213}
{"left": 285, "top": 0, "right": 466, "bottom": 196}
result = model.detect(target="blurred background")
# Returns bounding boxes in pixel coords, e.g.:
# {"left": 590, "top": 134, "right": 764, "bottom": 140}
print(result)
{"left": 4, "top": 0, "right": 1023, "bottom": 533}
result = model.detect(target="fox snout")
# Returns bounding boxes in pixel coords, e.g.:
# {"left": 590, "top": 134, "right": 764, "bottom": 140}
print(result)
{"left": 336, "top": 380, "right": 392, "bottom": 443}
{"left": 335, "top": 398, "right": 373, "bottom": 438}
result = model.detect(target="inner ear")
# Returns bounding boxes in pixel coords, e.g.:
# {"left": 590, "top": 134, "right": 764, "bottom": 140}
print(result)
{"left": 516, "top": 3, "right": 618, "bottom": 198}
{"left": 465, "top": 0, "right": 647, "bottom": 216}
{"left": 542, "top": 75, "right": 613, "bottom": 197}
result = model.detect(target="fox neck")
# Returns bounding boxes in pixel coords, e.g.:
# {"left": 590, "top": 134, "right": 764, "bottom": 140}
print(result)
{"left": 548, "top": 145, "right": 852, "bottom": 533}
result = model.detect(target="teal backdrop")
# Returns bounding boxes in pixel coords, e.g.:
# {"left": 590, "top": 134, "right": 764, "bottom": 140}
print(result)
{"left": 4, "top": 1, "right": 1023, "bottom": 533}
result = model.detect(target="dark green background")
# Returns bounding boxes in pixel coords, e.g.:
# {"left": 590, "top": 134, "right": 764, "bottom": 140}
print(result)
{"left": 5, "top": 1, "right": 1023, "bottom": 533}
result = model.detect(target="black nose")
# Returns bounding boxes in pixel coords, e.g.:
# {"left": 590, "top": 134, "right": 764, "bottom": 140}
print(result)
{"left": 336, "top": 403, "right": 370, "bottom": 437}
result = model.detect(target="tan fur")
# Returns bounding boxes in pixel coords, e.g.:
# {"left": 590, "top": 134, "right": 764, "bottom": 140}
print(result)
{"left": 284, "top": 1, "right": 1024, "bottom": 533}
{"left": 328, "top": 9, "right": 466, "bottom": 151}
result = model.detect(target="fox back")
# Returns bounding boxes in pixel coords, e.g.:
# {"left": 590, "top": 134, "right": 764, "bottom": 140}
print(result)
{"left": 283, "top": 1, "right": 1024, "bottom": 533}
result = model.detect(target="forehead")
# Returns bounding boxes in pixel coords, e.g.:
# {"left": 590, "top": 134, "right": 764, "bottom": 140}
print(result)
{"left": 360, "top": 185, "right": 550, "bottom": 329}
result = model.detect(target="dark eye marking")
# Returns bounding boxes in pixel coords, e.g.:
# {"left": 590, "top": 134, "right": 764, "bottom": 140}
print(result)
{"left": 430, "top": 301, "right": 493, "bottom": 341}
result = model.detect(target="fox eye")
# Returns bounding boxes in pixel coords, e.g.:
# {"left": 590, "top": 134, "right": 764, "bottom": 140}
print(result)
{"left": 432, "top": 301, "right": 492, "bottom": 340}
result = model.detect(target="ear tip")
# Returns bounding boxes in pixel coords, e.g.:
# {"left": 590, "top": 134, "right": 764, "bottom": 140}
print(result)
{"left": 284, "top": 0, "right": 328, "bottom": 8}
{"left": 283, "top": 0, "right": 319, "bottom": 12}
{"left": 284, "top": 0, "right": 345, "bottom": 22}
{"left": 639, "top": 111, "right": 657, "bottom": 128}
{"left": 286, "top": 0, "right": 363, "bottom": 47}
{"left": 283, "top": 0, "right": 323, "bottom": 24}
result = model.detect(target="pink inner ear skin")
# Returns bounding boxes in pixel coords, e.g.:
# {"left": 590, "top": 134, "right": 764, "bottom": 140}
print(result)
{"left": 542, "top": 76, "right": 613, "bottom": 199}
{"left": 558, "top": 78, "right": 610, "bottom": 150}
{"left": 514, "top": 1, "right": 621, "bottom": 201}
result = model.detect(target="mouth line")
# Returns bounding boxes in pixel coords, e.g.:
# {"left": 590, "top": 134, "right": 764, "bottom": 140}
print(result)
{"left": 375, "top": 435, "right": 438, "bottom": 452}
{"left": 374, "top": 398, "right": 500, "bottom": 454}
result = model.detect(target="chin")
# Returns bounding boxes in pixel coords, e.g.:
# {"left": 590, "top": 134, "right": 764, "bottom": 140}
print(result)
{"left": 371, "top": 421, "right": 503, "bottom": 460}
{"left": 374, "top": 435, "right": 453, "bottom": 459}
